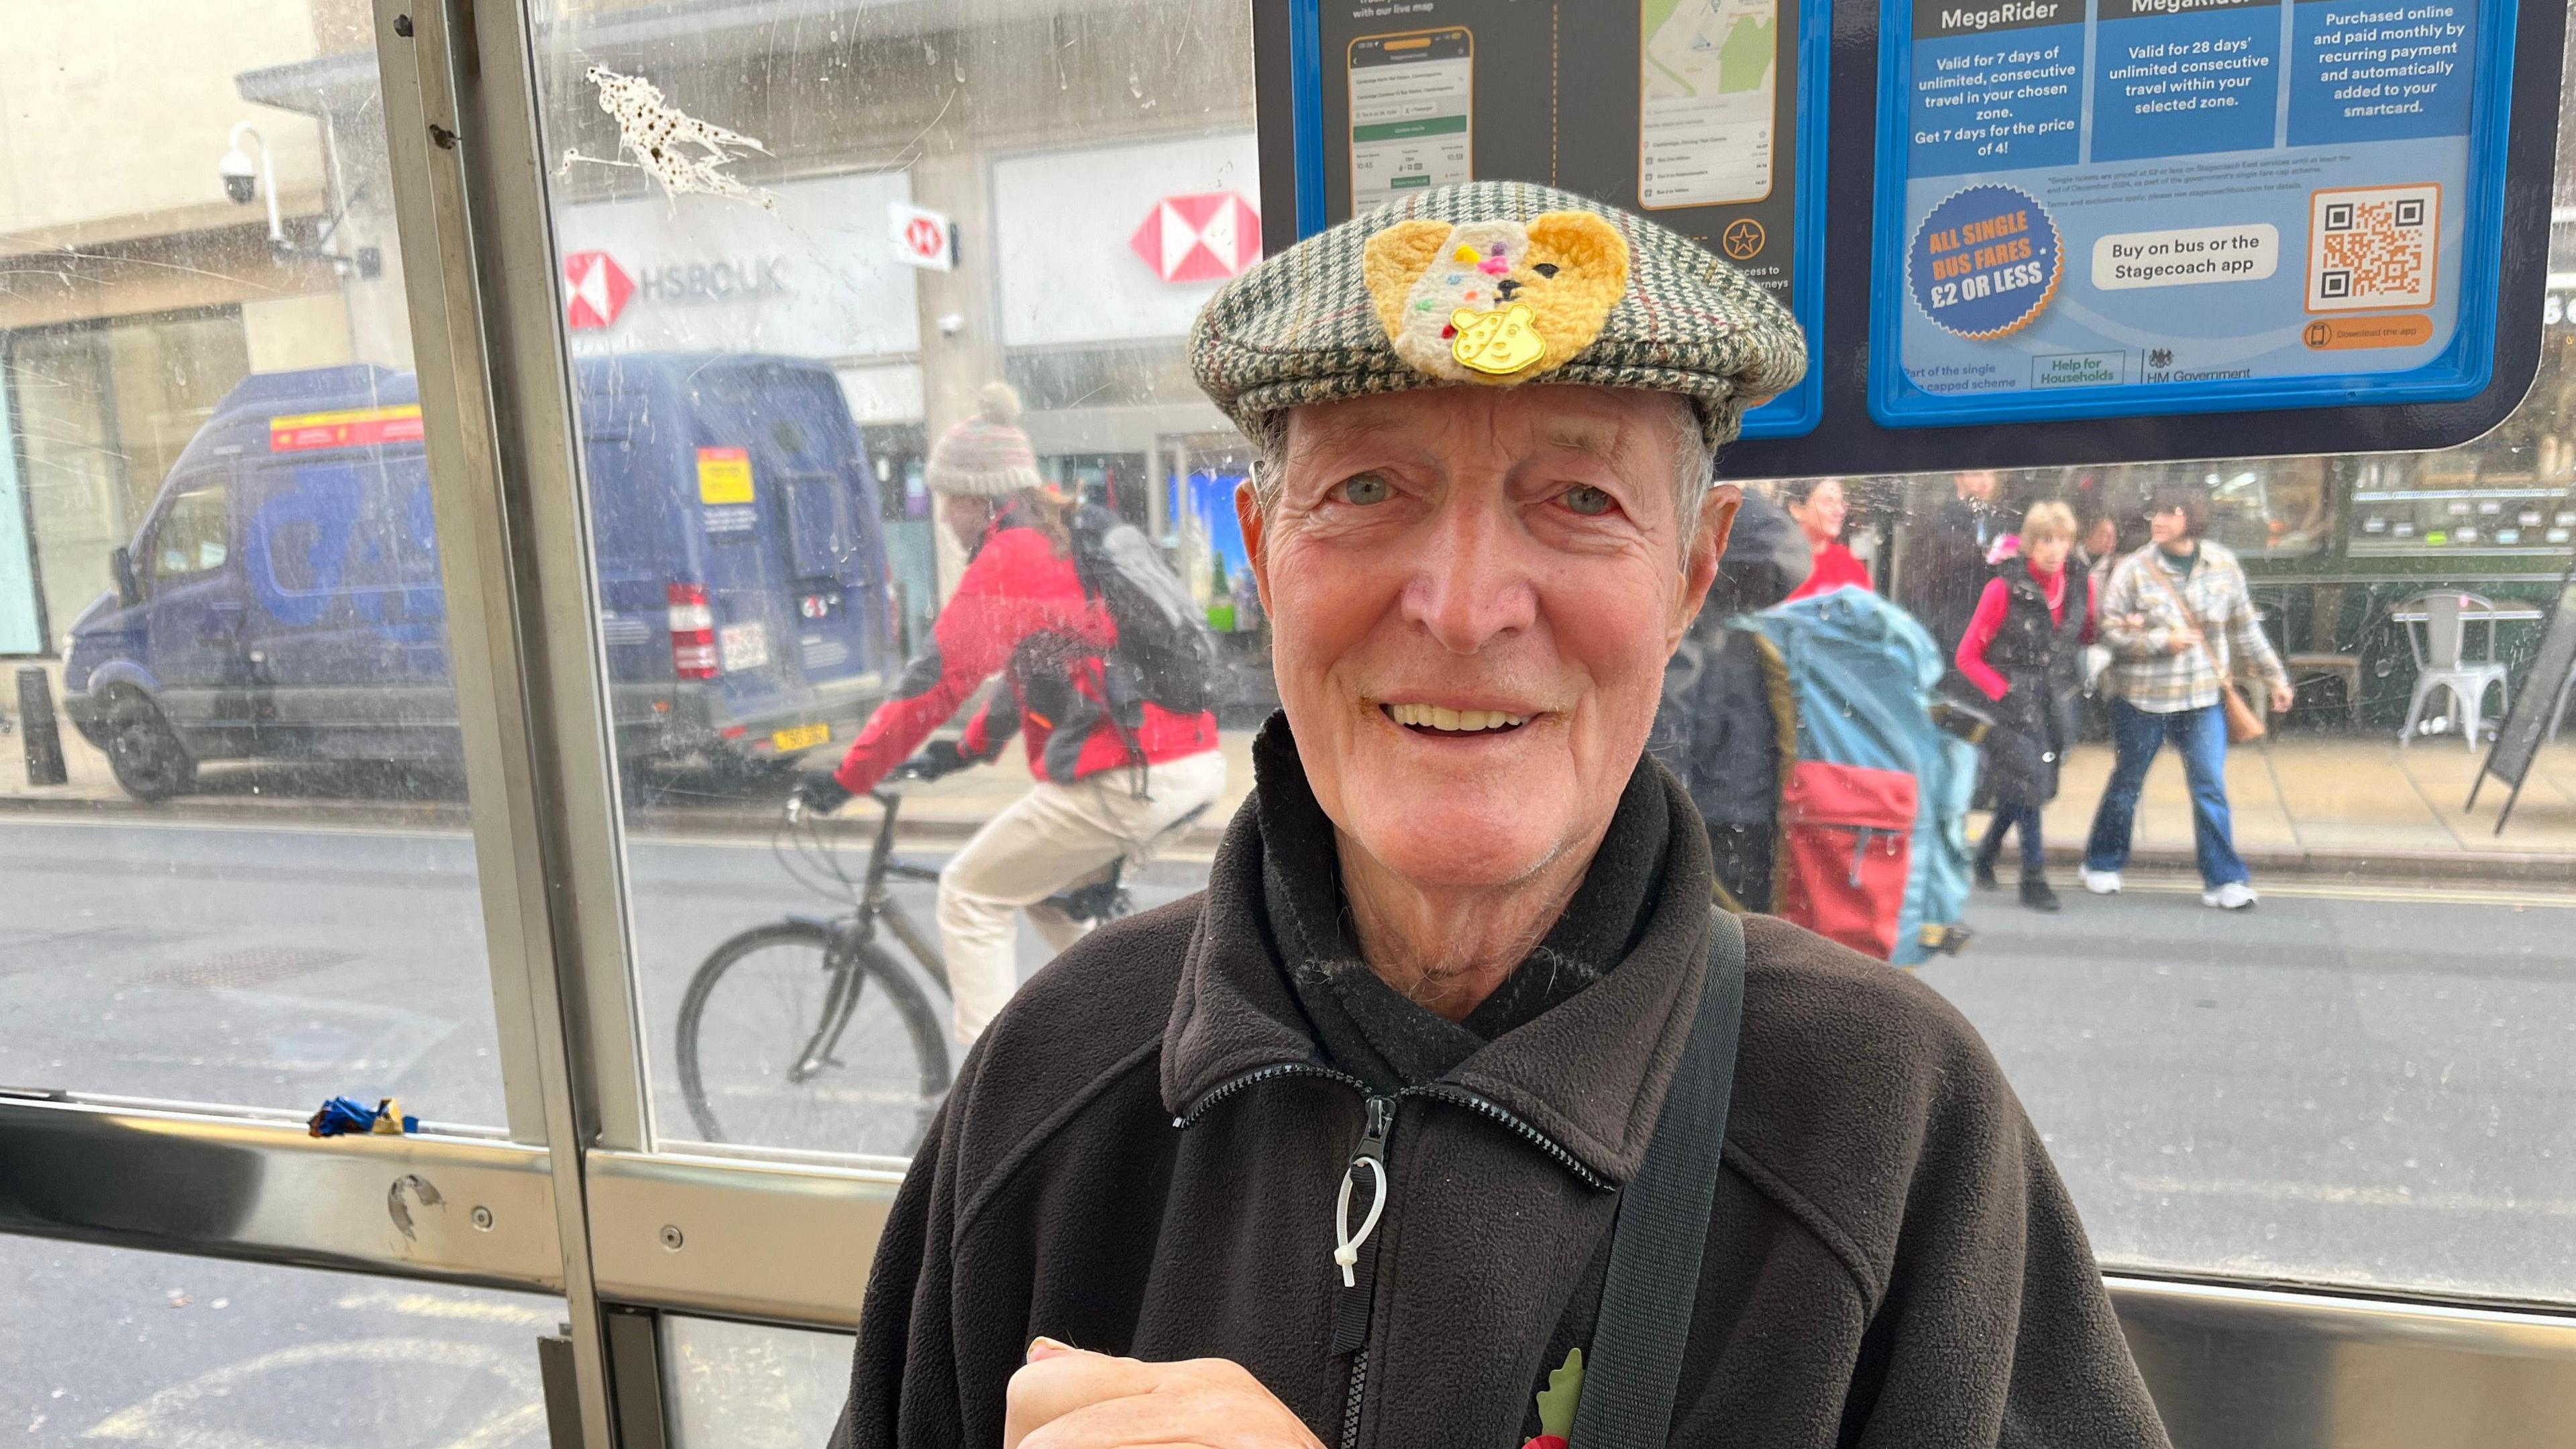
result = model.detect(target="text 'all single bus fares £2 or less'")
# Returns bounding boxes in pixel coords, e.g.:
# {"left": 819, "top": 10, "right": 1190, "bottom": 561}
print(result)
{"left": 1873, "top": 0, "right": 2505, "bottom": 423}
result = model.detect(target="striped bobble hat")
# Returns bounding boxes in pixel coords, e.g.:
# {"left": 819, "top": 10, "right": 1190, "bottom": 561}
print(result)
{"left": 1189, "top": 180, "right": 1807, "bottom": 452}
{"left": 926, "top": 382, "right": 1045, "bottom": 497}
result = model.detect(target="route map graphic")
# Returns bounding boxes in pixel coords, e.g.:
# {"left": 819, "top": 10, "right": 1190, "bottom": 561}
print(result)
{"left": 1641, "top": 0, "right": 1778, "bottom": 207}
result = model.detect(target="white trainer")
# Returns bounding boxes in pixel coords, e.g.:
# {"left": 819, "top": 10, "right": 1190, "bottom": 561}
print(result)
{"left": 2202, "top": 881, "right": 2259, "bottom": 910}
{"left": 2080, "top": 868, "right": 2123, "bottom": 896}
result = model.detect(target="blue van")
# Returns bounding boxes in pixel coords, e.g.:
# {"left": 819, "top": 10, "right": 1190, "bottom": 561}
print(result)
{"left": 62, "top": 354, "right": 895, "bottom": 800}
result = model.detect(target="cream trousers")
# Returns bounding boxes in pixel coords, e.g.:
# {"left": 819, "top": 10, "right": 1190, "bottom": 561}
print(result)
{"left": 936, "top": 747, "right": 1228, "bottom": 1044}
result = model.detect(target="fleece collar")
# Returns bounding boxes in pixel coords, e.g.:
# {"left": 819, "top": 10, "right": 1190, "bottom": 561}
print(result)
{"left": 1258, "top": 718, "right": 1668, "bottom": 1090}
{"left": 1159, "top": 717, "right": 1717, "bottom": 1187}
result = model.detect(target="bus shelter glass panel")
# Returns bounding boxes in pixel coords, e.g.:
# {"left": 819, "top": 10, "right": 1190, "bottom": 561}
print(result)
{"left": 0, "top": 7, "right": 509, "bottom": 1123}
{"left": 5, "top": 1236, "right": 557, "bottom": 1448}
{"left": 661, "top": 1315, "right": 853, "bottom": 1449}
{"left": 528, "top": 0, "right": 1258, "bottom": 1159}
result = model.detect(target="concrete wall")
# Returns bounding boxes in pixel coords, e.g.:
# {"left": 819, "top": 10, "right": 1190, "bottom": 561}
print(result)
{"left": 242, "top": 291, "right": 354, "bottom": 372}
{"left": 0, "top": 0, "right": 330, "bottom": 250}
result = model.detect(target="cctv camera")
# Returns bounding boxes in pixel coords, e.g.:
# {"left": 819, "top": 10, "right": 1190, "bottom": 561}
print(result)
{"left": 219, "top": 148, "right": 258, "bottom": 205}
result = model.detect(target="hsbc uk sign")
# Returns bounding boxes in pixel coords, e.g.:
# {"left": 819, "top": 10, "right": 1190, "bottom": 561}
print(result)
{"left": 564, "top": 250, "right": 789, "bottom": 330}
{"left": 1128, "top": 191, "right": 1260, "bottom": 284}
{"left": 637, "top": 256, "right": 787, "bottom": 305}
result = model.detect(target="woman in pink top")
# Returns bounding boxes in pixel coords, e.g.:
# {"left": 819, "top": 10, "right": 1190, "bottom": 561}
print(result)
{"left": 1782, "top": 477, "right": 1872, "bottom": 600}
{"left": 1956, "top": 502, "right": 2096, "bottom": 912}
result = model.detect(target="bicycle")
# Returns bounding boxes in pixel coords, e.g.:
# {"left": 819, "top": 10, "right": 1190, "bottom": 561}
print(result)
{"left": 673, "top": 769, "right": 1144, "bottom": 1155}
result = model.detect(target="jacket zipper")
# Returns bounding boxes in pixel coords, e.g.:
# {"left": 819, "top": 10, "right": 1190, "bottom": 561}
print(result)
{"left": 1409, "top": 1083, "right": 1614, "bottom": 1191}
{"left": 1332, "top": 1095, "right": 1395, "bottom": 1449}
{"left": 1173, "top": 1066, "right": 1611, "bottom": 1449}
{"left": 1334, "top": 1095, "right": 1395, "bottom": 1288}
{"left": 1170, "top": 1061, "right": 1372, "bottom": 1129}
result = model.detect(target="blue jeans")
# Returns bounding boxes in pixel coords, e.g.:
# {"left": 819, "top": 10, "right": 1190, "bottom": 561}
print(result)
{"left": 2084, "top": 699, "right": 2249, "bottom": 888}
{"left": 1978, "top": 803, "right": 2045, "bottom": 877}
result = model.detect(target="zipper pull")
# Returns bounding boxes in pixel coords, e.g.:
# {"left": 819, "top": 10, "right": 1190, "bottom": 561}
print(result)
{"left": 1332, "top": 1096, "right": 1393, "bottom": 1289}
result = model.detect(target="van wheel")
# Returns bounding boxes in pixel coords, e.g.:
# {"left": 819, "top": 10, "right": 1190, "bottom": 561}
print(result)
{"left": 101, "top": 689, "right": 197, "bottom": 802}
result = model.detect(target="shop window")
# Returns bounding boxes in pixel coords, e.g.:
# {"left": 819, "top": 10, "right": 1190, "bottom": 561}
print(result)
{"left": 5, "top": 311, "right": 250, "bottom": 639}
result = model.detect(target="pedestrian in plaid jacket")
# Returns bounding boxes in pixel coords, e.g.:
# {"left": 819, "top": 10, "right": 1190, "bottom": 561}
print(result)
{"left": 2082, "top": 486, "right": 2292, "bottom": 910}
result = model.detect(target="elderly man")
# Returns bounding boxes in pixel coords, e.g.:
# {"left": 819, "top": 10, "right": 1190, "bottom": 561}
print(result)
{"left": 830, "top": 182, "right": 2166, "bottom": 1449}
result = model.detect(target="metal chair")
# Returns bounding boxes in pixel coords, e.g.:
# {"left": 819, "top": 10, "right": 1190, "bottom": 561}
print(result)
{"left": 2284, "top": 651, "right": 2365, "bottom": 727}
{"left": 2246, "top": 599, "right": 2365, "bottom": 729}
{"left": 2396, "top": 592, "right": 2511, "bottom": 749}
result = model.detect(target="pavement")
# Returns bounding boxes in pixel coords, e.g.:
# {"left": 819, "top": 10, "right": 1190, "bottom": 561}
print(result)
{"left": 2024, "top": 729, "right": 2576, "bottom": 883}
{"left": 5, "top": 649, "right": 2574, "bottom": 880}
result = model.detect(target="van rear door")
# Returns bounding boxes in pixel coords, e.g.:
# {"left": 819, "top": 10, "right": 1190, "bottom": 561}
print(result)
{"left": 687, "top": 402, "right": 808, "bottom": 739}
{"left": 575, "top": 382, "right": 684, "bottom": 703}
{"left": 771, "top": 456, "right": 881, "bottom": 686}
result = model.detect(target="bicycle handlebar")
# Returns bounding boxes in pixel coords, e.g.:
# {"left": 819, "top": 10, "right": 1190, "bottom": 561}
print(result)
{"left": 785, "top": 786, "right": 908, "bottom": 828}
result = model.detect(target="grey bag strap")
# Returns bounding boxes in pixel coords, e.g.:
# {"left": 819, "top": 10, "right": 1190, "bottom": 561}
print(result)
{"left": 1569, "top": 910, "right": 1748, "bottom": 1449}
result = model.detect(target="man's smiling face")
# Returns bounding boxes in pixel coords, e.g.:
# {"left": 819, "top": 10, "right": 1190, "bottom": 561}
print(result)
{"left": 1239, "top": 385, "right": 1733, "bottom": 893}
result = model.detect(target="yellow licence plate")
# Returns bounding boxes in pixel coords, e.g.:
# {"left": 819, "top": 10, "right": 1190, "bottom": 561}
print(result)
{"left": 771, "top": 722, "right": 830, "bottom": 752}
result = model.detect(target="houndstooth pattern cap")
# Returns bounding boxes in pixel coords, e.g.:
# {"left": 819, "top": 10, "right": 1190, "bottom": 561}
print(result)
{"left": 1189, "top": 180, "right": 1807, "bottom": 453}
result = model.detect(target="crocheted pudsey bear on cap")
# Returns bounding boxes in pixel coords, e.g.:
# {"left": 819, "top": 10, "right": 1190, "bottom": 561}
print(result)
{"left": 1362, "top": 212, "right": 1631, "bottom": 384}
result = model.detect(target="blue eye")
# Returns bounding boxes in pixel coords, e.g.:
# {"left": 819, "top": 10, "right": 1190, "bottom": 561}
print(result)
{"left": 1336, "top": 472, "right": 1393, "bottom": 506}
{"left": 1564, "top": 484, "right": 1615, "bottom": 516}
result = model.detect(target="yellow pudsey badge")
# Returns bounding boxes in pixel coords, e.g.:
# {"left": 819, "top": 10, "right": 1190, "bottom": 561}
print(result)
{"left": 1360, "top": 211, "right": 1630, "bottom": 385}
{"left": 1451, "top": 304, "right": 1544, "bottom": 374}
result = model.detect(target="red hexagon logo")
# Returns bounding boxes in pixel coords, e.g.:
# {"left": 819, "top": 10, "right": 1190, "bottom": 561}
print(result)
{"left": 1129, "top": 191, "right": 1260, "bottom": 284}
{"left": 564, "top": 250, "right": 635, "bottom": 330}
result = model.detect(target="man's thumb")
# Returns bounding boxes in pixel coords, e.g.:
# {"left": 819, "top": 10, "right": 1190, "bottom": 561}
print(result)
{"left": 1026, "top": 1335, "right": 1083, "bottom": 1362}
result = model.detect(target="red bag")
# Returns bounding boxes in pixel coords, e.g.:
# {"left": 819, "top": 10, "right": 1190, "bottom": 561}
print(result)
{"left": 1777, "top": 760, "right": 1918, "bottom": 960}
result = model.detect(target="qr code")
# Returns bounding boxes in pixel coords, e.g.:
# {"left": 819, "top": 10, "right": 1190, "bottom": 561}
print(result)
{"left": 2308, "top": 184, "right": 2438, "bottom": 312}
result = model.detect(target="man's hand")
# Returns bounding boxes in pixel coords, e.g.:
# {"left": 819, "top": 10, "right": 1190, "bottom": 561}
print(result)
{"left": 790, "top": 770, "right": 853, "bottom": 816}
{"left": 1004, "top": 1340, "right": 1325, "bottom": 1449}
{"left": 905, "top": 738, "right": 974, "bottom": 780}
{"left": 2165, "top": 628, "right": 2202, "bottom": 656}
{"left": 2269, "top": 680, "right": 2296, "bottom": 714}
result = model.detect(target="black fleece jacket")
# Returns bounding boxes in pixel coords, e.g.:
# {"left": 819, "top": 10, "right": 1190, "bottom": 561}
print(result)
{"left": 829, "top": 733, "right": 2169, "bottom": 1449}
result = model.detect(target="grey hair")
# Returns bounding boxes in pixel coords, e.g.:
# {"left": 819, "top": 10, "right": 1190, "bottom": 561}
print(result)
{"left": 1245, "top": 394, "right": 1719, "bottom": 545}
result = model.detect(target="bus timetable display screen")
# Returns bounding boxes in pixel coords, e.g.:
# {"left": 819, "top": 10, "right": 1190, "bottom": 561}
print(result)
{"left": 1640, "top": 0, "right": 1780, "bottom": 209}
{"left": 1870, "top": 0, "right": 2521, "bottom": 427}
{"left": 1348, "top": 30, "right": 1475, "bottom": 215}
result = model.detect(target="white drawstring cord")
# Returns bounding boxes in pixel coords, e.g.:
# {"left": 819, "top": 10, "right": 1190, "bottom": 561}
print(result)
{"left": 1333, "top": 1156, "right": 1388, "bottom": 1288}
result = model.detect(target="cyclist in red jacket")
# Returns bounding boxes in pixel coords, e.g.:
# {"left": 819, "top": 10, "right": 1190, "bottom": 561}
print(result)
{"left": 798, "top": 385, "right": 1226, "bottom": 1042}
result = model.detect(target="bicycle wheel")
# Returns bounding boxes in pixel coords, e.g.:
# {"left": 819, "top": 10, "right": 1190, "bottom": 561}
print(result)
{"left": 674, "top": 920, "right": 951, "bottom": 1155}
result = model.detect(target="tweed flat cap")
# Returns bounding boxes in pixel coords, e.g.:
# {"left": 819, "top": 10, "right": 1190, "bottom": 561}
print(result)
{"left": 1189, "top": 180, "right": 1807, "bottom": 452}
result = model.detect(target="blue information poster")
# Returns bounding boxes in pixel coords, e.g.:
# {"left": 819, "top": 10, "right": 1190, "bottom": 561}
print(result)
{"left": 1870, "top": 0, "right": 2516, "bottom": 427}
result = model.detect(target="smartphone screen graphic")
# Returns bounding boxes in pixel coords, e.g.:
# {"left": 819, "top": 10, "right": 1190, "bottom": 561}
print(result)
{"left": 1348, "top": 28, "right": 1474, "bottom": 215}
